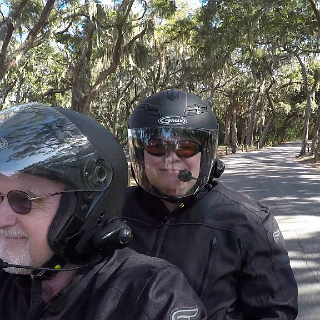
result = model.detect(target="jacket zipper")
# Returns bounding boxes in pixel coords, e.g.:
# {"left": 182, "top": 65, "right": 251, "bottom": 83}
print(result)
{"left": 153, "top": 218, "right": 171, "bottom": 257}
{"left": 199, "top": 237, "right": 218, "bottom": 298}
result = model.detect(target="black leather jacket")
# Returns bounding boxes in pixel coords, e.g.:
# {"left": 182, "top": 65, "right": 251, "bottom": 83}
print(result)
{"left": 0, "top": 248, "right": 207, "bottom": 320}
{"left": 121, "top": 182, "right": 298, "bottom": 320}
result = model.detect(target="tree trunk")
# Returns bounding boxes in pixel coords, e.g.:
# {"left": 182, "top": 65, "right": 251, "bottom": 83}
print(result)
{"left": 223, "top": 104, "right": 234, "bottom": 145}
{"left": 112, "top": 96, "right": 124, "bottom": 136}
{"left": 317, "top": 129, "right": 320, "bottom": 162}
{"left": 71, "top": 94, "right": 92, "bottom": 116}
{"left": 259, "top": 116, "right": 273, "bottom": 148}
{"left": 311, "top": 107, "right": 320, "bottom": 154}
{"left": 241, "top": 124, "right": 246, "bottom": 145}
{"left": 246, "top": 79, "right": 265, "bottom": 146}
{"left": 290, "top": 51, "right": 320, "bottom": 155}
{"left": 300, "top": 93, "right": 313, "bottom": 156}
{"left": 231, "top": 108, "right": 238, "bottom": 144}
{"left": 308, "top": 0, "right": 320, "bottom": 31}
{"left": 260, "top": 78, "right": 276, "bottom": 148}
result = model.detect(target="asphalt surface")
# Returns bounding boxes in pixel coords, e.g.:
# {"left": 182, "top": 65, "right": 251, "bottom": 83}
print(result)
{"left": 219, "top": 141, "right": 320, "bottom": 320}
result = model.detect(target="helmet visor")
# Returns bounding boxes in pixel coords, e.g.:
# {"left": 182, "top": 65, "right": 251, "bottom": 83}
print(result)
{"left": 0, "top": 103, "right": 113, "bottom": 193}
{"left": 128, "top": 127, "right": 218, "bottom": 198}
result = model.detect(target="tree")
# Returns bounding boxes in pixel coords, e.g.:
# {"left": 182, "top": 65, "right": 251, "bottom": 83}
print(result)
{"left": 0, "top": 0, "right": 55, "bottom": 83}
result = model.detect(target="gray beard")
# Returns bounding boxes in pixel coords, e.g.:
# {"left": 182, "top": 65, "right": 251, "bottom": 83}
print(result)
{"left": 0, "top": 232, "right": 33, "bottom": 275}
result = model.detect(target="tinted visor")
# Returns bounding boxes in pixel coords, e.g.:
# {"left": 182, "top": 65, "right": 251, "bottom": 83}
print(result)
{"left": 0, "top": 103, "right": 112, "bottom": 193}
{"left": 128, "top": 127, "right": 218, "bottom": 198}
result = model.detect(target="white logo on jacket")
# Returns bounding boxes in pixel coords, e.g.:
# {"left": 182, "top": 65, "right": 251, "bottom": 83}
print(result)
{"left": 273, "top": 228, "right": 281, "bottom": 244}
{"left": 171, "top": 306, "right": 199, "bottom": 320}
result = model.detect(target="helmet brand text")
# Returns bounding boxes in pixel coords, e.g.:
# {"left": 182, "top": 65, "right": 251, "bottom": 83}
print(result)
{"left": 158, "top": 116, "right": 187, "bottom": 126}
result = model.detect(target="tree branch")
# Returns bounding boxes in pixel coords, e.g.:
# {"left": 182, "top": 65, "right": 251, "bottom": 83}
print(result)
{"left": 0, "top": 0, "right": 55, "bottom": 81}
{"left": 308, "top": 0, "right": 320, "bottom": 31}
{"left": 91, "top": 24, "right": 123, "bottom": 94}
{"left": 36, "top": 86, "right": 72, "bottom": 99}
{"left": 123, "top": 22, "right": 148, "bottom": 53}
{"left": 11, "top": 0, "right": 29, "bottom": 21}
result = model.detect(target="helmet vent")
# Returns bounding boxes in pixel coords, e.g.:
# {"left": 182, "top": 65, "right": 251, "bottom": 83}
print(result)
{"left": 184, "top": 104, "right": 208, "bottom": 116}
{"left": 167, "top": 89, "right": 179, "bottom": 101}
{"left": 137, "top": 104, "right": 161, "bottom": 116}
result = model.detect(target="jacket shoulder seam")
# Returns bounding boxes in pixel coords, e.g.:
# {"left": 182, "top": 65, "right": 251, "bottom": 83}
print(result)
{"left": 212, "top": 189, "right": 269, "bottom": 221}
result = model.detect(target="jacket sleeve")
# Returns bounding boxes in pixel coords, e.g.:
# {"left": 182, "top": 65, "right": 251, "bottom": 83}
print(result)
{"left": 135, "top": 264, "right": 207, "bottom": 320}
{"left": 239, "top": 211, "right": 298, "bottom": 320}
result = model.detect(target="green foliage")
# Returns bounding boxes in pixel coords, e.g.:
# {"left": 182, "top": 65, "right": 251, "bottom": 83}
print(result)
{"left": 150, "top": 0, "right": 176, "bottom": 18}
{"left": 133, "top": 42, "right": 150, "bottom": 69}
{"left": 1, "top": 0, "right": 320, "bottom": 147}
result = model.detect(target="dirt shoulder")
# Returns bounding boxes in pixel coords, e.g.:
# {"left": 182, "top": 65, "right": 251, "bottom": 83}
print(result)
{"left": 294, "top": 154, "right": 320, "bottom": 172}
{"left": 217, "top": 144, "right": 256, "bottom": 158}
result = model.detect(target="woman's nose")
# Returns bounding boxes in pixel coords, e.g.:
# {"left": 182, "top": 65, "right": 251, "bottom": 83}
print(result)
{"left": 165, "top": 150, "right": 181, "bottom": 165}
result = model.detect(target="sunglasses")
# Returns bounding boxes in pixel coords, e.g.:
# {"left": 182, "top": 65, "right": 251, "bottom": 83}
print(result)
{"left": 144, "top": 139, "right": 202, "bottom": 158}
{"left": 0, "top": 190, "right": 70, "bottom": 214}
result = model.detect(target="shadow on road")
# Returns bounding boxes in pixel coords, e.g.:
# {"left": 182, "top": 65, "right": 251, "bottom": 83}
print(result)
{"left": 220, "top": 142, "right": 320, "bottom": 320}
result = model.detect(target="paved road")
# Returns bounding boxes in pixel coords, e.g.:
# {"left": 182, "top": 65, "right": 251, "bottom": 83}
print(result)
{"left": 219, "top": 141, "right": 320, "bottom": 320}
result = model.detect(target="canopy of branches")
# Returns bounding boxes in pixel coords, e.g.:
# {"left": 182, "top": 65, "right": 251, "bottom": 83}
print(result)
{"left": 1, "top": 0, "right": 320, "bottom": 156}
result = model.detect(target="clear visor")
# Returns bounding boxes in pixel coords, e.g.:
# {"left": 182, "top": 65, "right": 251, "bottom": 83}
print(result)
{"left": 0, "top": 103, "right": 112, "bottom": 195}
{"left": 128, "top": 127, "right": 218, "bottom": 198}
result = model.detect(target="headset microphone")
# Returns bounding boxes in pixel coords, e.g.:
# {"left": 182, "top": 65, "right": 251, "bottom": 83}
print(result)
{"left": 178, "top": 170, "right": 213, "bottom": 191}
{"left": 178, "top": 170, "right": 199, "bottom": 182}
{"left": 178, "top": 159, "right": 225, "bottom": 184}
{"left": 0, "top": 257, "right": 104, "bottom": 272}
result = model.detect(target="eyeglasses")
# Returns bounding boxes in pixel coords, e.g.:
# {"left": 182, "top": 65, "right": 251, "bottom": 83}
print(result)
{"left": 144, "top": 139, "right": 202, "bottom": 158}
{"left": 0, "top": 190, "right": 68, "bottom": 214}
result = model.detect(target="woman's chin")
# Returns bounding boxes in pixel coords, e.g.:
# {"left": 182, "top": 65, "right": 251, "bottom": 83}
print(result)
{"left": 159, "top": 186, "right": 189, "bottom": 198}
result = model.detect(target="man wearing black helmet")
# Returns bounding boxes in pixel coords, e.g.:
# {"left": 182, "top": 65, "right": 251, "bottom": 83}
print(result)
{"left": 122, "top": 89, "right": 298, "bottom": 320}
{"left": 0, "top": 102, "right": 207, "bottom": 320}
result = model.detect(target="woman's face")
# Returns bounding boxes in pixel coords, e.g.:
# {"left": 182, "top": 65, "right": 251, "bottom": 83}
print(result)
{"left": 144, "top": 137, "right": 201, "bottom": 197}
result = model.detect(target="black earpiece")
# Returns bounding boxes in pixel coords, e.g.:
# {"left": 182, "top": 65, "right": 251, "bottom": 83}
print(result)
{"left": 210, "top": 159, "right": 225, "bottom": 179}
{"left": 93, "top": 218, "right": 133, "bottom": 255}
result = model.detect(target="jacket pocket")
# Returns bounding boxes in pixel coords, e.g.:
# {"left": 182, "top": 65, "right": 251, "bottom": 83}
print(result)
{"left": 199, "top": 237, "right": 218, "bottom": 298}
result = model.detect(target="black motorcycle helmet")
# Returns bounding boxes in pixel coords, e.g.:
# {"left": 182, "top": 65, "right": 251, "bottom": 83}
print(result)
{"left": 0, "top": 102, "right": 131, "bottom": 267}
{"left": 128, "top": 89, "right": 221, "bottom": 200}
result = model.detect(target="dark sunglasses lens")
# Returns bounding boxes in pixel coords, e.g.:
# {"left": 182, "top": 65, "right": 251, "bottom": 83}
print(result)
{"left": 145, "top": 140, "right": 166, "bottom": 157}
{"left": 7, "top": 191, "right": 31, "bottom": 214}
{"left": 176, "top": 141, "right": 201, "bottom": 158}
